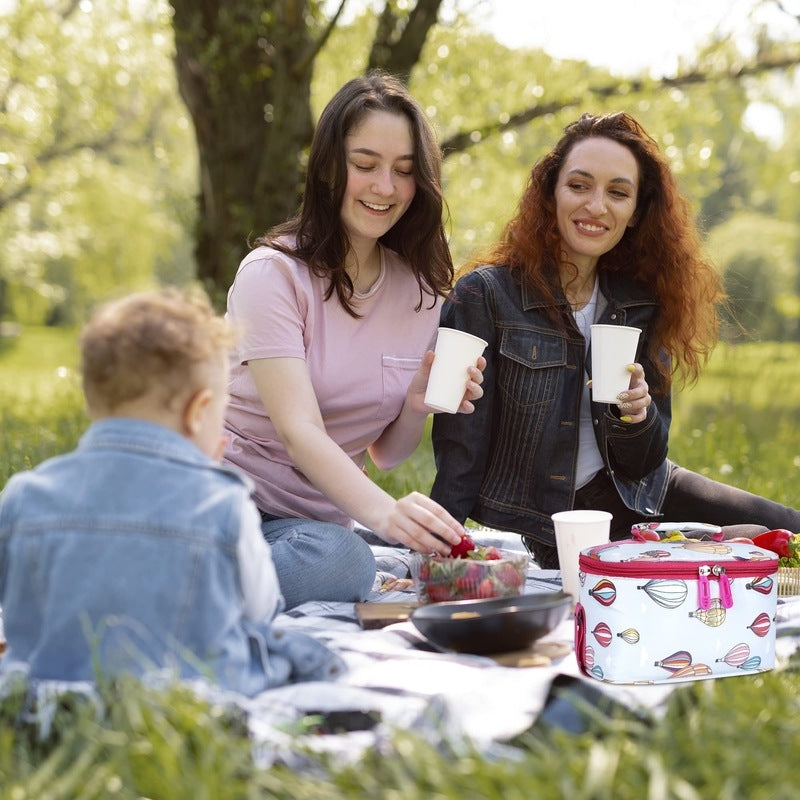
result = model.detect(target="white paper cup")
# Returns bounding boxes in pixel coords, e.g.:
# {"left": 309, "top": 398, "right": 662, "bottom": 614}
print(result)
{"left": 590, "top": 324, "right": 642, "bottom": 403}
{"left": 424, "top": 327, "right": 488, "bottom": 414}
{"left": 551, "top": 509, "right": 612, "bottom": 601}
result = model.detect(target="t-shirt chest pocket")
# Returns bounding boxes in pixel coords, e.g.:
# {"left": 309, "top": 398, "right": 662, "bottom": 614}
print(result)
{"left": 498, "top": 329, "right": 567, "bottom": 409}
{"left": 376, "top": 356, "right": 422, "bottom": 422}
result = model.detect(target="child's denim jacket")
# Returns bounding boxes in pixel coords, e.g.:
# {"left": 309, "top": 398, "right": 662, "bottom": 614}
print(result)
{"left": 0, "top": 418, "right": 343, "bottom": 695}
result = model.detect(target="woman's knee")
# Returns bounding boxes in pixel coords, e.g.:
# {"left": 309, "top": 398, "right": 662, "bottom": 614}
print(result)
{"left": 329, "top": 528, "right": 377, "bottom": 598}
{"left": 265, "top": 520, "right": 376, "bottom": 604}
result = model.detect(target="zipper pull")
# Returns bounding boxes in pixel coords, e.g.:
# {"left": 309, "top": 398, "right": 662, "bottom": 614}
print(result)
{"left": 698, "top": 565, "right": 711, "bottom": 610}
{"left": 713, "top": 565, "right": 733, "bottom": 608}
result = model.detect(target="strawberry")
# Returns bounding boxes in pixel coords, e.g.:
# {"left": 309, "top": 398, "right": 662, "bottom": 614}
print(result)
{"left": 426, "top": 584, "right": 453, "bottom": 603}
{"left": 464, "top": 561, "right": 486, "bottom": 581}
{"left": 450, "top": 533, "right": 476, "bottom": 558}
{"left": 475, "top": 578, "right": 498, "bottom": 599}
{"left": 495, "top": 563, "right": 523, "bottom": 588}
{"left": 483, "top": 546, "right": 503, "bottom": 560}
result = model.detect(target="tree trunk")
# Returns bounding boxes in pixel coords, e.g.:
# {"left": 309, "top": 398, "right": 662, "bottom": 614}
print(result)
{"left": 169, "top": 0, "right": 314, "bottom": 302}
{"left": 367, "top": 0, "right": 443, "bottom": 82}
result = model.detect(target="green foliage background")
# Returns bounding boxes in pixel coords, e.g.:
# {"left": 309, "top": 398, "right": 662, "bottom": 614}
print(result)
{"left": 1, "top": 1, "right": 799, "bottom": 338}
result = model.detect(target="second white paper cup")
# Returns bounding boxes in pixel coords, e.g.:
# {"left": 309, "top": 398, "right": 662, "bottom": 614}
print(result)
{"left": 424, "top": 327, "right": 488, "bottom": 414}
{"left": 551, "top": 509, "right": 612, "bottom": 601}
{"left": 590, "top": 324, "right": 642, "bottom": 403}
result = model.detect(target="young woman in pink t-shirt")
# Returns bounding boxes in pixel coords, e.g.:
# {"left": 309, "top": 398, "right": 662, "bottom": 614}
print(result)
{"left": 223, "top": 72, "right": 484, "bottom": 608}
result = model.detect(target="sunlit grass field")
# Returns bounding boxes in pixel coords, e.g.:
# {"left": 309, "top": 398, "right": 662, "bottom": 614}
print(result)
{"left": 2, "top": 327, "right": 798, "bottom": 502}
{"left": 1, "top": 327, "right": 800, "bottom": 798}
{"left": 0, "top": 327, "right": 86, "bottom": 488}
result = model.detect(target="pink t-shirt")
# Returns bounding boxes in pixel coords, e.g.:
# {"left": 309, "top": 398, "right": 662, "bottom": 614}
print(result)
{"left": 223, "top": 244, "right": 442, "bottom": 528}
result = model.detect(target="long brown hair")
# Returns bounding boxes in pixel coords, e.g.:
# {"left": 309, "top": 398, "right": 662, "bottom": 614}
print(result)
{"left": 469, "top": 111, "right": 724, "bottom": 389}
{"left": 255, "top": 71, "right": 453, "bottom": 317}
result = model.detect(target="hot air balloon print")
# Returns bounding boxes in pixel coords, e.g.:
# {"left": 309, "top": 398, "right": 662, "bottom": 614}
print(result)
{"left": 591, "top": 622, "right": 612, "bottom": 647}
{"left": 654, "top": 650, "right": 692, "bottom": 673}
{"left": 681, "top": 541, "right": 732, "bottom": 555}
{"left": 588, "top": 578, "right": 616, "bottom": 606}
{"left": 638, "top": 579, "right": 688, "bottom": 609}
{"left": 583, "top": 645, "right": 595, "bottom": 668}
{"left": 622, "top": 550, "right": 671, "bottom": 562}
{"left": 590, "top": 665, "right": 604, "bottom": 680}
{"left": 746, "top": 575, "right": 774, "bottom": 595}
{"left": 746, "top": 551, "right": 774, "bottom": 561}
{"left": 669, "top": 663, "right": 712, "bottom": 679}
{"left": 689, "top": 597, "right": 726, "bottom": 627}
{"left": 737, "top": 656, "right": 762, "bottom": 671}
{"left": 748, "top": 612, "right": 772, "bottom": 638}
{"left": 617, "top": 628, "right": 640, "bottom": 644}
{"left": 716, "top": 642, "right": 750, "bottom": 667}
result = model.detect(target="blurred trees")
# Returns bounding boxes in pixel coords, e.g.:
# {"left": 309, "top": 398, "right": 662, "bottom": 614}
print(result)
{"left": 1, "top": 0, "right": 799, "bottom": 341}
{"left": 0, "top": 0, "right": 195, "bottom": 324}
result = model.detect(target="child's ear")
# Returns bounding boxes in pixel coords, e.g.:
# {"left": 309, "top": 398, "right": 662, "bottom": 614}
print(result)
{"left": 183, "top": 387, "right": 213, "bottom": 436}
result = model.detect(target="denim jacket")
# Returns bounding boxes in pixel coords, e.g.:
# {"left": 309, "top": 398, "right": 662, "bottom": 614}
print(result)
{"left": 0, "top": 418, "right": 342, "bottom": 695}
{"left": 430, "top": 265, "right": 671, "bottom": 547}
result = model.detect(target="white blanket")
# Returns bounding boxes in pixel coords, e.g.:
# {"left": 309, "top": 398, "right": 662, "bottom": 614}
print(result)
{"left": 233, "top": 531, "right": 800, "bottom": 768}
{"left": 6, "top": 529, "right": 800, "bottom": 771}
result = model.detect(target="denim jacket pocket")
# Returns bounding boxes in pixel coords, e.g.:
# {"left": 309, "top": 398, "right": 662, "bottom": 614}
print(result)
{"left": 497, "top": 328, "right": 567, "bottom": 409}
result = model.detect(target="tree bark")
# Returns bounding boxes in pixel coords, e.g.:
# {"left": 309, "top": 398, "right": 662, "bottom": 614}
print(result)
{"left": 169, "top": 0, "right": 315, "bottom": 301}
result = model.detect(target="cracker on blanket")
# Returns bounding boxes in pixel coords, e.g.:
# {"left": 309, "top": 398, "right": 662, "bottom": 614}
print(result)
{"left": 355, "top": 601, "right": 421, "bottom": 629}
{"left": 490, "top": 640, "right": 572, "bottom": 668}
{"left": 380, "top": 576, "right": 414, "bottom": 592}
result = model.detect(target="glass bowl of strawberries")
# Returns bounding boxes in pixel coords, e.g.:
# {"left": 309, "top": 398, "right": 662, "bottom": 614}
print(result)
{"left": 409, "top": 533, "right": 529, "bottom": 603}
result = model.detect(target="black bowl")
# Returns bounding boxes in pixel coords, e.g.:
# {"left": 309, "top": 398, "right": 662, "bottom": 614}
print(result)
{"left": 409, "top": 591, "right": 572, "bottom": 655}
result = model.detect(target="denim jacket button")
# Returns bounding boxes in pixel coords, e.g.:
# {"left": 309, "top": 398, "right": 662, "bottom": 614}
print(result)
{"left": 593, "top": 418, "right": 599, "bottom": 425}
{"left": 611, "top": 313, "right": 617, "bottom": 319}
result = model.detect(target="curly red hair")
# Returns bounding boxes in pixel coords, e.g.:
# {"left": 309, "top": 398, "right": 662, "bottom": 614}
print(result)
{"left": 465, "top": 111, "right": 724, "bottom": 390}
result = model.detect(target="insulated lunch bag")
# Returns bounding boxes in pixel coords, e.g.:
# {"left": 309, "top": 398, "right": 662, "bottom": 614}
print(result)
{"left": 574, "top": 538, "right": 779, "bottom": 684}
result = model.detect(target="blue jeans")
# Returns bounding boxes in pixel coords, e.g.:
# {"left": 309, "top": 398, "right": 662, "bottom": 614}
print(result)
{"left": 260, "top": 516, "right": 377, "bottom": 609}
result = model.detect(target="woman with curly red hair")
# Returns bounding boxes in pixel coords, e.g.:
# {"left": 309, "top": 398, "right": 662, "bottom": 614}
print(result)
{"left": 430, "top": 111, "right": 800, "bottom": 568}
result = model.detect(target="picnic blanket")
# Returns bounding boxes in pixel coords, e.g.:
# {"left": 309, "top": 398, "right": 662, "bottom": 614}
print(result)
{"left": 4, "top": 528, "right": 800, "bottom": 771}
{"left": 232, "top": 529, "right": 800, "bottom": 769}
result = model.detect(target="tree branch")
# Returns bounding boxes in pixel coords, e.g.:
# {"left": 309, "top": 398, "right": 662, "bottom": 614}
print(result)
{"left": 440, "top": 52, "right": 800, "bottom": 156}
{"left": 774, "top": 0, "right": 800, "bottom": 23}
{"left": 294, "top": 0, "right": 349, "bottom": 77}
{"left": 57, "top": 0, "right": 82, "bottom": 20}
{"left": 0, "top": 102, "right": 167, "bottom": 213}
{"left": 368, "top": 0, "right": 444, "bottom": 83}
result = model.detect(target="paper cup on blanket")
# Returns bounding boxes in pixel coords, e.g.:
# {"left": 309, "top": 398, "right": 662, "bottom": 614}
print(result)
{"left": 551, "top": 510, "right": 612, "bottom": 602}
{"left": 590, "top": 324, "right": 642, "bottom": 403}
{"left": 424, "top": 327, "right": 488, "bottom": 414}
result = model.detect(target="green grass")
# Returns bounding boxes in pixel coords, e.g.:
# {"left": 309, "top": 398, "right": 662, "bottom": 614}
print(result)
{"left": 2, "top": 657, "right": 800, "bottom": 798}
{"left": 668, "top": 342, "right": 800, "bottom": 501}
{"left": 2, "top": 327, "right": 800, "bottom": 797}
{"left": 0, "top": 327, "right": 87, "bottom": 487}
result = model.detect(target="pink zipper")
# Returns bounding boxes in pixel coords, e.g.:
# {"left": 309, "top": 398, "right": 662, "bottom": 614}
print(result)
{"left": 578, "top": 554, "right": 776, "bottom": 611}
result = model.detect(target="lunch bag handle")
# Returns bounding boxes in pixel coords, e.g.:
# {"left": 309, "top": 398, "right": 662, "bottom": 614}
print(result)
{"left": 573, "top": 602, "right": 591, "bottom": 678}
